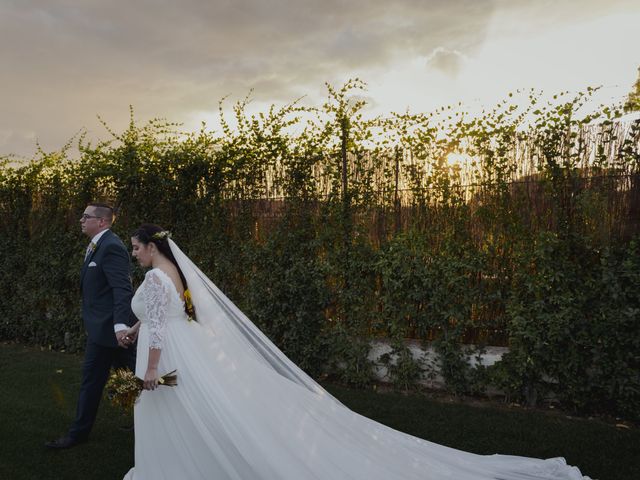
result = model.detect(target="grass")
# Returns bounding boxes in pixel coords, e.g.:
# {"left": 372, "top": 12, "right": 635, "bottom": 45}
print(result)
{"left": 0, "top": 343, "right": 134, "bottom": 479}
{"left": 1, "top": 342, "right": 637, "bottom": 480}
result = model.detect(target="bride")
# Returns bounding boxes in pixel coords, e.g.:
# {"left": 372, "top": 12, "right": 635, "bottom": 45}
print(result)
{"left": 121, "top": 223, "right": 590, "bottom": 480}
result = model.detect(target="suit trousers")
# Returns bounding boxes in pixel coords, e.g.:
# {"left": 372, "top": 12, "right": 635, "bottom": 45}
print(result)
{"left": 68, "top": 338, "right": 136, "bottom": 441}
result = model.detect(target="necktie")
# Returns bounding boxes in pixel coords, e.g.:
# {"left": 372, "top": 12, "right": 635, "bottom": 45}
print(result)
{"left": 85, "top": 242, "right": 96, "bottom": 260}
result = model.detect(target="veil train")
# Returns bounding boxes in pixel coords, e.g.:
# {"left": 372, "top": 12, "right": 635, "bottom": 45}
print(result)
{"left": 169, "top": 239, "right": 338, "bottom": 401}
{"left": 168, "top": 239, "right": 590, "bottom": 480}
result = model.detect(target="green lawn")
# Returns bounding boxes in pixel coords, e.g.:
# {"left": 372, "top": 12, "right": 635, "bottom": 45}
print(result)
{"left": 1, "top": 343, "right": 637, "bottom": 480}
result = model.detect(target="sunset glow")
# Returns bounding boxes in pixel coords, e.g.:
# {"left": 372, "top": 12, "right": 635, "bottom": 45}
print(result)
{"left": 1, "top": 1, "right": 638, "bottom": 159}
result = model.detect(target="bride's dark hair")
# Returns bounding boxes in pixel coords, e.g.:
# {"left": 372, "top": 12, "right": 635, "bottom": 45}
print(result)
{"left": 132, "top": 224, "right": 190, "bottom": 316}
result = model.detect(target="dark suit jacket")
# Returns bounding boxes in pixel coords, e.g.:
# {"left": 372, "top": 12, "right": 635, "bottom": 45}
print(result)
{"left": 80, "top": 229, "right": 134, "bottom": 347}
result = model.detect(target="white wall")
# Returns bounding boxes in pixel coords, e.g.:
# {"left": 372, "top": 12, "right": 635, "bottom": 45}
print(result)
{"left": 368, "top": 339, "right": 508, "bottom": 389}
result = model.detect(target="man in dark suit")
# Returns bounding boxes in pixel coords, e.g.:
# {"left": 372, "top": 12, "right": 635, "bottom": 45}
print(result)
{"left": 46, "top": 203, "right": 136, "bottom": 449}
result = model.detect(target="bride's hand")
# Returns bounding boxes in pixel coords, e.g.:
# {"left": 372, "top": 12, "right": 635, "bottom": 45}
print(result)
{"left": 143, "top": 367, "right": 159, "bottom": 390}
{"left": 124, "top": 327, "right": 138, "bottom": 344}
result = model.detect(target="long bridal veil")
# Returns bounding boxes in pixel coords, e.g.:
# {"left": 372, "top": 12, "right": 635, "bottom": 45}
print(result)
{"left": 169, "top": 239, "right": 339, "bottom": 402}
{"left": 168, "top": 239, "right": 590, "bottom": 480}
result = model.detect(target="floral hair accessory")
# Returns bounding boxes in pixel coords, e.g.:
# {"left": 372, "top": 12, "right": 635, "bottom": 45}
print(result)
{"left": 183, "top": 289, "right": 196, "bottom": 322}
{"left": 151, "top": 230, "right": 172, "bottom": 241}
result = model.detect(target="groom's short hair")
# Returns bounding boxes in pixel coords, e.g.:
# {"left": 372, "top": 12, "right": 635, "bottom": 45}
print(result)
{"left": 88, "top": 202, "right": 115, "bottom": 225}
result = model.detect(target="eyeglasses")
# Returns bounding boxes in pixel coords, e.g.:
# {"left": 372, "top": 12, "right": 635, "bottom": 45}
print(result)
{"left": 80, "top": 214, "right": 103, "bottom": 220}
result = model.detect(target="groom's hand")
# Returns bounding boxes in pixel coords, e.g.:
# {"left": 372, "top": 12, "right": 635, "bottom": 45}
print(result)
{"left": 116, "top": 330, "right": 130, "bottom": 348}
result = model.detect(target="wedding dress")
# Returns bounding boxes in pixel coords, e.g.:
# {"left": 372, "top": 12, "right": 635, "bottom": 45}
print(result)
{"left": 123, "top": 240, "right": 590, "bottom": 480}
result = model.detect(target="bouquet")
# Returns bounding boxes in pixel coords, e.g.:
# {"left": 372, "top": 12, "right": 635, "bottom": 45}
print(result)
{"left": 106, "top": 368, "right": 178, "bottom": 413}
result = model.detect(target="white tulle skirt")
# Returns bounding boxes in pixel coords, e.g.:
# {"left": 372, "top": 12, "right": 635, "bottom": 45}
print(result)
{"left": 123, "top": 319, "right": 589, "bottom": 480}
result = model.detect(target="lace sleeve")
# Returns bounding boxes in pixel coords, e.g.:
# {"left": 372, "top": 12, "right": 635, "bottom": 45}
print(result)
{"left": 143, "top": 270, "right": 170, "bottom": 350}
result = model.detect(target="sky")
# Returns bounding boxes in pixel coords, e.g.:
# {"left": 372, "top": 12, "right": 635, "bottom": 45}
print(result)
{"left": 1, "top": 0, "right": 639, "bottom": 159}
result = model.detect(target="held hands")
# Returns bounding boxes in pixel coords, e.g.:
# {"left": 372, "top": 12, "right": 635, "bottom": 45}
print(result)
{"left": 116, "top": 327, "right": 139, "bottom": 348}
{"left": 143, "top": 367, "right": 159, "bottom": 390}
{"left": 124, "top": 326, "right": 139, "bottom": 345}
{"left": 116, "top": 330, "right": 130, "bottom": 348}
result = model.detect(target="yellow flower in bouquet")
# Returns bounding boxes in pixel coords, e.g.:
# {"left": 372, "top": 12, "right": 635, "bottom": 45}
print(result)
{"left": 106, "top": 368, "right": 178, "bottom": 413}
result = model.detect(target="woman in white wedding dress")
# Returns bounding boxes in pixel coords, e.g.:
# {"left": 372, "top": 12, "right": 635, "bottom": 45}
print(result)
{"left": 122, "top": 224, "right": 590, "bottom": 480}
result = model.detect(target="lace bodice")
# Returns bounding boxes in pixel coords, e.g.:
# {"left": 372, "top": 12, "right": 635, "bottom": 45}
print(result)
{"left": 131, "top": 268, "right": 187, "bottom": 349}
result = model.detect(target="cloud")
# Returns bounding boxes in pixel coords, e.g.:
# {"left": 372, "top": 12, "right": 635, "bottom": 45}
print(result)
{"left": 0, "top": 0, "right": 638, "bottom": 157}
{"left": 425, "top": 48, "right": 467, "bottom": 76}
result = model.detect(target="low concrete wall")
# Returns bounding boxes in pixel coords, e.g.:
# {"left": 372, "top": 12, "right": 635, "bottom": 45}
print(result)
{"left": 368, "top": 339, "right": 509, "bottom": 389}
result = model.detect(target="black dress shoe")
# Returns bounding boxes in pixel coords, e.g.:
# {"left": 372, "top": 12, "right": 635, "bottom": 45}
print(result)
{"left": 44, "top": 436, "right": 85, "bottom": 449}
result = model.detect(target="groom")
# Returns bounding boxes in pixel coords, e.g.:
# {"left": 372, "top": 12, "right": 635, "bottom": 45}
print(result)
{"left": 46, "top": 203, "right": 136, "bottom": 449}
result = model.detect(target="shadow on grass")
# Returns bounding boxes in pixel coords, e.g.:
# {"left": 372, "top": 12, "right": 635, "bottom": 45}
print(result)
{"left": 1, "top": 343, "right": 134, "bottom": 480}
{"left": 2, "top": 342, "right": 637, "bottom": 480}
